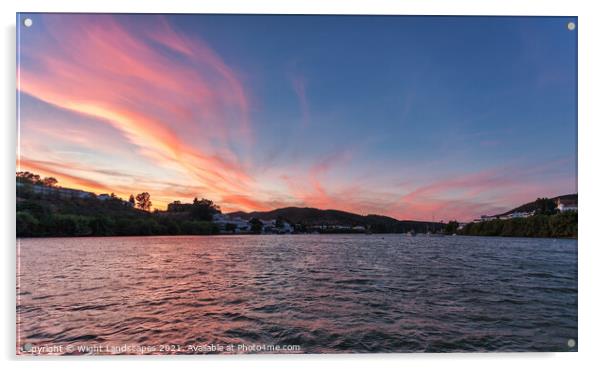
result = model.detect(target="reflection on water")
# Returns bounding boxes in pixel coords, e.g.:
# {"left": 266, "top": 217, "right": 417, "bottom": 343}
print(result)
{"left": 17, "top": 235, "right": 577, "bottom": 354}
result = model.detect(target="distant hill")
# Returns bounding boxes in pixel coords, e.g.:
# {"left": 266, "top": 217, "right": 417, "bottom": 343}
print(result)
{"left": 495, "top": 194, "right": 577, "bottom": 217}
{"left": 228, "top": 206, "right": 442, "bottom": 233}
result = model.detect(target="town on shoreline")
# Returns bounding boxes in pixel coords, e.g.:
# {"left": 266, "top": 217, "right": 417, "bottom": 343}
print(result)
{"left": 16, "top": 171, "right": 577, "bottom": 239}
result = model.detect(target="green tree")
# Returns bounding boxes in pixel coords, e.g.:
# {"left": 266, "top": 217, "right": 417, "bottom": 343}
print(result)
{"left": 190, "top": 198, "right": 220, "bottom": 221}
{"left": 371, "top": 223, "right": 388, "bottom": 233}
{"left": 458, "top": 213, "right": 576, "bottom": 238}
{"left": 17, "top": 200, "right": 50, "bottom": 220}
{"left": 444, "top": 220, "right": 459, "bottom": 235}
{"left": 16, "top": 171, "right": 41, "bottom": 184}
{"left": 249, "top": 218, "right": 263, "bottom": 234}
{"left": 42, "top": 177, "right": 58, "bottom": 187}
{"left": 135, "top": 192, "right": 152, "bottom": 212}
{"left": 293, "top": 223, "right": 307, "bottom": 233}
{"left": 52, "top": 214, "right": 92, "bottom": 236}
{"left": 180, "top": 220, "right": 219, "bottom": 235}
{"left": 89, "top": 215, "right": 115, "bottom": 236}
{"left": 225, "top": 223, "right": 237, "bottom": 233}
{"left": 159, "top": 217, "right": 181, "bottom": 235}
{"left": 17, "top": 211, "right": 39, "bottom": 237}
{"left": 533, "top": 198, "right": 557, "bottom": 215}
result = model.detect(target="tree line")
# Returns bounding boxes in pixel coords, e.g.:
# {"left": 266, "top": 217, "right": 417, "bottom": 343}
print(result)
{"left": 444, "top": 212, "right": 577, "bottom": 238}
{"left": 16, "top": 172, "right": 221, "bottom": 237}
{"left": 17, "top": 171, "right": 578, "bottom": 239}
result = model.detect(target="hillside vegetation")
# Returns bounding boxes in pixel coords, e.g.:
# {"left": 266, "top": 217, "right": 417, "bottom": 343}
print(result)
{"left": 443, "top": 194, "right": 578, "bottom": 239}
{"left": 229, "top": 207, "right": 443, "bottom": 234}
{"left": 16, "top": 178, "right": 219, "bottom": 237}
{"left": 495, "top": 194, "right": 577, "bottom": 217}
{"left": 458, "top": 212, "right": 577, "bottom": 238}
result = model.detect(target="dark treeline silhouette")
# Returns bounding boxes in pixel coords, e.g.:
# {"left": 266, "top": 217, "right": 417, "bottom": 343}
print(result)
{"left": 454, "top": 213, "right": 577, "bottom": 238}
{"left": 190, "top": 197, "right": 221, "bottom": 221}
{"left": 16, "top": 172, "right": 577, "bottom": 239}
{"left": 17, "top": 171, "right": 58, "bottom": 187}
{"left": 229, "top": 207, "right": 444, "bottom": 234}
{"left": 16, "top": 172, "right": 219, "bottom": 237}
{"left": 443, "top": 211, "right": 577, "bottom": 239}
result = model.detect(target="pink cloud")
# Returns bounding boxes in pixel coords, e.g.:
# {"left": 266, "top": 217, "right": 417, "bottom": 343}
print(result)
{"left": 18, "top": 14, "right": 257, "bottom": 209}
{"left": 17, "top": 15, "right": 575, "bottom": 219}
{"left": 389, "top": 157, "right": 575, "bottom": 221}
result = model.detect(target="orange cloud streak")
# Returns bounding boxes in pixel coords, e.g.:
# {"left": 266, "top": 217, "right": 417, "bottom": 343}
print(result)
{"left": 19, "top": 158, "right": 113, "bottom": 194}
{"left": 18, "top": 15, "right": 256, "bottom": 209}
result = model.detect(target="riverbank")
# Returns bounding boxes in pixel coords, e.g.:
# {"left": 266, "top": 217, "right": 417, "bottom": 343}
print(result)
{"left": 452, "top": 212, "right": 577, "bottom": 239}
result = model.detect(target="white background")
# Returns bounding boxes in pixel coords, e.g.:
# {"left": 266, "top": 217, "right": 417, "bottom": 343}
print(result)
{"left": 1, "top": 0, "right": 601, "bottom": 368}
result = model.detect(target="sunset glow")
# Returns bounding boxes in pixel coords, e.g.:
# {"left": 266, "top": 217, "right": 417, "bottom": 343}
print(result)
{"left": 17, "top": 14, "right": 577, "bottom": 221}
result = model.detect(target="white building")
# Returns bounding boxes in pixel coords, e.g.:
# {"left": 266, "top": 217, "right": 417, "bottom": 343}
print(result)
{"left": 212, "top": 213, "right": 251, "bottom": 233}
{"left": 556, "top": 198, "right": 578, "bottom": 212}
{"left": 508, "top": 211, "right": 535, "bottom": 219}
{"left": 17, "top": 182, "right": 95, "bottom": 199}
{"left": 260, "top": 219, "right": 294, "bottom": 234}
{"left": 478, "top": 211, "right": 534, "bottom": 221}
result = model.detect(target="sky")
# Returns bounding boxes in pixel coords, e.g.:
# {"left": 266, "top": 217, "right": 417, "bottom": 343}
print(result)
{"left": 17, "top": 14, "right": 577, "bottom": 221}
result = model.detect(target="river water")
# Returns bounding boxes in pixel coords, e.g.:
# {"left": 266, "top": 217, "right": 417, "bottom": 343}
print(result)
{"left": 16, "top": 234, "right": 577, "bottom": 354}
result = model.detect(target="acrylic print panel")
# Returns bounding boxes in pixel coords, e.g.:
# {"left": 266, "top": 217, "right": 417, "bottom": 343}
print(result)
{"left": 16, "top": 13, "right": 577, "bottom": 355}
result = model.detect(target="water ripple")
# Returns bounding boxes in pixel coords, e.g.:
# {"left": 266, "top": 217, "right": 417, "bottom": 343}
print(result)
{"left": 17, "top": 235, "right": 577, "bottom": 354}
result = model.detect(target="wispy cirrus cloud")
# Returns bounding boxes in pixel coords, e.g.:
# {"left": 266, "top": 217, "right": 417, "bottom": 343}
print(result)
{"left": 17, "top": 14, "right": 576, "bottom": 220}
{"left": 19, "top": 158, "right": 114, "bottom": 194}
{"left": 18, "top": 14, "right": 256, "bottom": 209}
{"left": 291, "top": 75, "right": 310, "bottom": 126}
{"left": 390, "top": 156, "right": 575, "bottom": 221}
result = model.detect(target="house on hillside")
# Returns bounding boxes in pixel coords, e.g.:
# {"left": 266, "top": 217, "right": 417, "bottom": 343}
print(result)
{"left": 260, "top": 219, "right": 294, "bottom": 234}
{"left": 167, "top": 200, "right": 193, "bottom": 212}
{"left": 17, "top": 182, "right": 95, "bottom": 199}
{"left": 509, "top": 211, "right": 535, "bottom": 219}
{"left": 556, "top": 198, "right": 578, "bottom": 212}
{"left": 212, "top": 213, "right": 251, "bottom": 233}
{"left": 97, "top": 193, "right": 133, "bottom": 207}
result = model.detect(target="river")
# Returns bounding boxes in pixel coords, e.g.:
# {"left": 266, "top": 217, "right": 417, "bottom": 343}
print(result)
{"left": 16, "top": 234, "right": 577, "bottom": 354}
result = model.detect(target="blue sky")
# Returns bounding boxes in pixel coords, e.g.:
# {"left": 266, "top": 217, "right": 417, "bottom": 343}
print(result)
{"left": 18, "top": 14, "right": 577, "bottom": 220}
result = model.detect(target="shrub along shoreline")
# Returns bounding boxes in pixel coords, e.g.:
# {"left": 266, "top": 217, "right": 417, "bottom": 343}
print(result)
{"left": 449, "top": 212, "right": 577, "bottom": 239}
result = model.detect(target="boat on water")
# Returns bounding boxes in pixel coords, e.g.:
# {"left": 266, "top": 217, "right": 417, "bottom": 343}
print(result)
{"left": 406, "top": 230, "right": 416, "bottom": 237}
{"left": 425, "top": 214, "right": 445, "bottom": 237}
